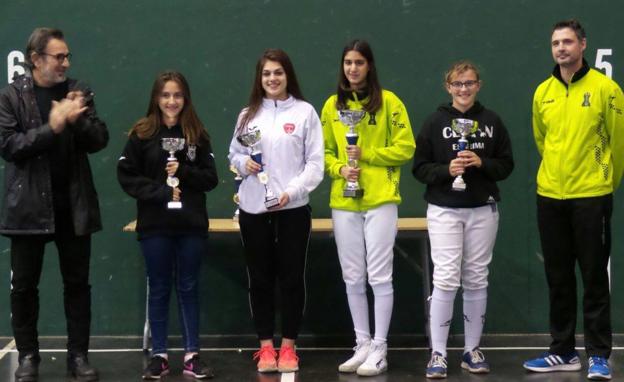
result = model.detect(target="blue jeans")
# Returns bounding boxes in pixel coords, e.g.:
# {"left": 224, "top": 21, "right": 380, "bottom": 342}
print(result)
{"left": 140, "top": 235, "right": 206, "bottom": 354}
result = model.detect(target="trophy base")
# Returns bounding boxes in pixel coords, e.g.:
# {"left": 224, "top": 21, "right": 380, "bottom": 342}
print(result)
{"left": 452, "top": 183, "right": 466, "bottom": 192}
{"left": 168, "top": 201, "right": 183, "bottom": 209}
{"left": 343, "top": 188, "right": 364, "bottom": 198}
{"left": 264, "top": 197, "right": 280, "bottom": 209}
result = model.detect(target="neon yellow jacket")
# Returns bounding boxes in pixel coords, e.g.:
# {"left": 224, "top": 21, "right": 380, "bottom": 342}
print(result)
{"left": 321, "top": 89, "right": 416, "bottom": 211}
{"left": 533, "top": 65, "right": 624, "bottom": 199}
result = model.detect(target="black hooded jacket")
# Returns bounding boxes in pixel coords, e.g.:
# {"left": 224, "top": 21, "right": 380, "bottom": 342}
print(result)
{"left": 117, "top": 125, "right": 218, "bottom": 238}
{"left": 412, "top": 102, "right": 514, "bottom": 208}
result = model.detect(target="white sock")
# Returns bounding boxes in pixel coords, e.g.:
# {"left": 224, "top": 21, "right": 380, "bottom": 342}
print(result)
{"left": 429, "top": 287, "right": 457, "bottom": 357}
{"left": 154, "top": 353, "right": 168, "bottom": 360}
{"left": 371, "top": 282, "right": 393, "bottom": 344}
{"left": 184, "top": 352, "right": 197, "bottom": 362}
{"left": 346, "top": 284, "right": 371, "bottom": 342}
{"left": 463, "top": 288, "right": 487, "bottom": 353}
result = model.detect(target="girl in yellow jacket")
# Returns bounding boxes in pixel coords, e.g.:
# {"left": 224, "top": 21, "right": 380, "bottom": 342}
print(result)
{"left": 321, "top": 39, "right": 415, "bottom": 377}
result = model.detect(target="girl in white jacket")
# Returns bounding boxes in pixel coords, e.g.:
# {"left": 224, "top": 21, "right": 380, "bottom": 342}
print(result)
{"left": 228, "top": 48, "right": 324, "bottom": 373}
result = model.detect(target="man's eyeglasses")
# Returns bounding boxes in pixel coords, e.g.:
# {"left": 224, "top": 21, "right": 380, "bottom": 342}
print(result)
{"left": 449, "top": 80, "right": 478, "bottom": 89}
{"left": 41, "top": 52, "right": 72, "bottom": 63}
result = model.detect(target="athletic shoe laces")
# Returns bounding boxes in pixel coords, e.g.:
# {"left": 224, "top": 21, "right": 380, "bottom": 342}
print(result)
{"left": 428, "top": 353, "right": 447, "bottom": 368}
{"left": 279, "top": 346, "right": 299, "bottom": 363}
{"left": 253, "top": 346, "right": 277, "bottom": 362}
{"left": 469, "top": 349, "right": 486, "bottom": 364}
{"left": 589, "top": 356, "right": 608, "bottom": 367}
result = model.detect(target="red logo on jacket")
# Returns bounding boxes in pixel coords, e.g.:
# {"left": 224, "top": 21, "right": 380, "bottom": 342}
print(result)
{"left": 283, "top": 123, "right": 295, "bottom": 134}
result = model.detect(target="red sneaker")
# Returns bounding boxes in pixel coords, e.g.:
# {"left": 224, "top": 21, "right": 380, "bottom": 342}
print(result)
{"left": 253, "top": 345, "right": 278, "bottom": 373}
{"left": 278, "top": 345, "right": 299, "bottom": 372}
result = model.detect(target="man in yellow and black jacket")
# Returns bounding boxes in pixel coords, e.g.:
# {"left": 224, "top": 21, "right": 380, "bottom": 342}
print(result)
{"left": 524, "top": 19, "right": 624, "bottom": 381}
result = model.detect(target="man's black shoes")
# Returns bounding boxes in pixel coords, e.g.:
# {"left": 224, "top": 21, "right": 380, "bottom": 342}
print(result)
{"left": 67, "top": 353, "right": 98, "bottom": 381}
{"left": 15, "top": 353, "right": 40, "bottom": 382}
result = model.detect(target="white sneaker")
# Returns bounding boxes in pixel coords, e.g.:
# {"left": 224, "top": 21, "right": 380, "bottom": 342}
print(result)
{"left": 356, "top": 341, "right": 388, "bottom": 376}
{"left": 338, "top": 339, "right": 371, "bottom": 373}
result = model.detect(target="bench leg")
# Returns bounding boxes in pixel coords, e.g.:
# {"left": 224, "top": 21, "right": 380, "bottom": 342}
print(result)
{"left": 143, "top": 277, "right": 151, "bottom": 353}
{"left": 420, "top": 235, "right": 432, "bottom": 350}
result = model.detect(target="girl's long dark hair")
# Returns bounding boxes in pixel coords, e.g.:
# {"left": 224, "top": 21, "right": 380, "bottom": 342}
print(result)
{"left": 129, "top": 71, "right": 209, "bottom": 145}
{"left": 336, "top": 39, "right": 382, "bottom": 113}
{"left": 237, "top": 49, "right": 305, "bottom": 132}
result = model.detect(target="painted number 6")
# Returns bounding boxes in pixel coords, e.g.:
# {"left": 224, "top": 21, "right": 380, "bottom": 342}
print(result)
{"left": 7, "top": 50, "right": 25, "bottom": 84}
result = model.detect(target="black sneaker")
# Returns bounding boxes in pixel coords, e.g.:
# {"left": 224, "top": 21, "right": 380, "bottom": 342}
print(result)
{"left": 183, "top": 354, "right": 214, "bottom": 379}
{"left": 67, "top": 353, "right": 99, "bottom": 381}
{"left": 143, "top": 355, "right": 170, "bottom": 380}
{"left": 15, "top": 353, "right": 40, "bottom": 382}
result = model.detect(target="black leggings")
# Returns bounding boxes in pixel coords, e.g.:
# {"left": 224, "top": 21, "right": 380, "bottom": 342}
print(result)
{"left": 239, "top": 205, "right": 311, "bottom": 340}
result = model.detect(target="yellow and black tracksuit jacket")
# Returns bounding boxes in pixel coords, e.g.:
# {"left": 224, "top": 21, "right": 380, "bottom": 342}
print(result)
{"left": 321, "top": 89, "right": 416, "bottom": 212}
{"left": 533, "top": 60, "right": 624, "bottom": 199}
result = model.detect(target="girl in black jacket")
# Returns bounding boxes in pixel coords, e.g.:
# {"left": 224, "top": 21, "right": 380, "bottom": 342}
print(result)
{"left": 117, "top": 71, "right": 218, "bottom": 379}
{"left": 412, "top": 61, "right": 513, "bottom": 379}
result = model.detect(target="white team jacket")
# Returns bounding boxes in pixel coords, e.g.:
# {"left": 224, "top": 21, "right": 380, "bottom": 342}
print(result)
{"left": 228, "top": 96, "right": 324, "bottom": 214}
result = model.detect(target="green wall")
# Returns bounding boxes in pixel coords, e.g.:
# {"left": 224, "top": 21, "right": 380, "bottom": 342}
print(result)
{"left": 0, "top": 0, "right": 623, "bottom": 339}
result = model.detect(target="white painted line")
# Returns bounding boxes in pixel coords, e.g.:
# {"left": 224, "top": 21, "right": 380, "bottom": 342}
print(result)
{"left": 369, "top": 346, "right": 624, "bottom": 351}
{"left": 1, "top": 347, "right": 267, "bottom": 353}
{"left": 0, "top": 339, "right": 15, "bottom": 360}
{"left": 2, "top": 345, "right": 623, "bottom": 353}
{"left": 281, "top": 372, "right": 295, "bottom": 382}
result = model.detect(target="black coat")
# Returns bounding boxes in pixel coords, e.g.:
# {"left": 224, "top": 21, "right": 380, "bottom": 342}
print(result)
{"left": 0, "top": 72, "right": 108, "bottom": 235}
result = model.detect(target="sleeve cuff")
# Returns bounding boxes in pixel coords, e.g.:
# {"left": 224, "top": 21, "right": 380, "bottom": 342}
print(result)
{"left": 40, "top": 123, "right": 56, "bottom": 142}
{"left": 176, "top": 164, "right": 189, "bottom": 180}
{"left": 285, "top": 186, "right": 299, "bottom": 202}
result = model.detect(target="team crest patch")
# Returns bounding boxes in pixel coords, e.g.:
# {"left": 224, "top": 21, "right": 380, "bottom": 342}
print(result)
{"left": 187, "top": 145, "right": 196, "bottom": 161}
{"left": 283, "top": 123, "right": 295, "bottom": 134}
{"left": 582, "top": 92, "right": 591, "bottom": 107}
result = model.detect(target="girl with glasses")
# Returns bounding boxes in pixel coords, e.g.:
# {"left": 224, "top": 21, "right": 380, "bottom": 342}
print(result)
{"left": 412, "top": 61, "right": 514, "bottom": 379}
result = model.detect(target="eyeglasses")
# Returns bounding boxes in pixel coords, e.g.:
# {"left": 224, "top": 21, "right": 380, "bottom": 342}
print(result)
{"left": 449, "top": 80, "right": 478, "bottom": 89}
{"left": 41, "top": 52, "right": 72, "bottom": 63}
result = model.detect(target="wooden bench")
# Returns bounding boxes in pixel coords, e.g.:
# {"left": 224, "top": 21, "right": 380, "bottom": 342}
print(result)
{"left": 124, "top": 217, "right": 430, "bottom": 350}
{"left": 123, "top": 217, "right": 427, "bottom": 233}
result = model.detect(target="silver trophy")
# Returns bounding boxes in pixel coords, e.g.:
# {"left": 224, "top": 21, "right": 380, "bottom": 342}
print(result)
{"left": 236, "top": 130, "right": 280, "bottom": 209}
{"left": 451, "top": 118, "right": 477, "bottom": 192}
{"left": 161, "top": 137, "right": 186, "bottom": 208}
{"left": 229, "top": 164, "right": 243, "bottom": 221}
{"left": 339, "top": 110, "right": 367, "bottom": 198}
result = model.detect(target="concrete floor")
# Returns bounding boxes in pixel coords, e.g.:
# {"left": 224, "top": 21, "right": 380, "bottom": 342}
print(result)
{"left": 0, "top": 336, "right": 622, "bottom": 381}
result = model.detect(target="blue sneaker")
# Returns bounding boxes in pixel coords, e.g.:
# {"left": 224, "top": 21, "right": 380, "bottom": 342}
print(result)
{"left": 588, "top": 356, "right": 612, "bottom": 380}
{"left": 426, "top": 351, "right": 447, "bottom": 379}
{"left": 461, "top": 348, "right": 490, "bottom": 373}
{"left": 523, "top": 351, "right": 581, "bottom": 372}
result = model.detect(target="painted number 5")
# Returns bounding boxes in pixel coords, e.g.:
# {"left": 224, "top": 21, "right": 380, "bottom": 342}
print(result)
{"left": 595, "top": 49, "right": 613, "bottom": 79}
